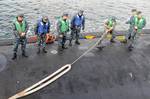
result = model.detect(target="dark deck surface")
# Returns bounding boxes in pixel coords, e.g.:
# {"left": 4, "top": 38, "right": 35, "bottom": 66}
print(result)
{"left": 0, "top": 34, "right": 150, "bottom": 99}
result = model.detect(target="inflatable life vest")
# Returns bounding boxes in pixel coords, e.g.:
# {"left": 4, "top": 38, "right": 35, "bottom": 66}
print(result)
{"left": 74, "top": 15, "right": 84, "bottom": 26}
{"left": 14, "top": 18, "right": 26, "bottom": 33}
{"left": 37, "top": 20, "right": 50, "bottom": 35}
{"left": 59, "top": 18, "right": 69, "bottom": 33}
{"left": 134, "top": 16, "right": 146, "bottom": 33}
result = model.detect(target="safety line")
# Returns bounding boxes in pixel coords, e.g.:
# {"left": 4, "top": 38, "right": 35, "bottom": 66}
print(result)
{"left": 8, "top": 32, "right": 108, "bottom": 99}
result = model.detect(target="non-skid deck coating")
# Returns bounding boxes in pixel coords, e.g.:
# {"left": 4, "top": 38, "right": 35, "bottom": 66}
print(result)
{"left": 0, "top": 34, "right": 150, "bottom": 99}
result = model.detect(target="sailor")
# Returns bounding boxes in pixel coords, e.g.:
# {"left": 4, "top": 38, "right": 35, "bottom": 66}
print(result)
{"left": 128, "top": 11, "right": 146, "bottom": 51}
{"left": 104, "top": 16, "right": 117, "bottom": 43}
{"left": 69, "top": 10, "right": 85, "bottom": 46}
{"left": 97, "top": 17, "right": 117, "bottom": 50}
{"left": 34, "top": 16, "right": 50, "bottom": 54}
{"left": 12, "top": 14, "right": 29, "bottom": 60}
{"left": 57, "top": 13, "right": 70, "bottom": 51}
{"left": 124, "top": 9, "right": 137, "bottom": 43}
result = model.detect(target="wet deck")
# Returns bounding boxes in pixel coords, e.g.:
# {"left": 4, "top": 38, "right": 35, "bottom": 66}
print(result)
{"left": 0, "top": 34, "right": 150, "bottom": 99}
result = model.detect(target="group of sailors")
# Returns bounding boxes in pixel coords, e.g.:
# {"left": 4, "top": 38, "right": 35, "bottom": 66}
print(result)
{"left": 11, "top": 9, "right": 146, "bottom": 60}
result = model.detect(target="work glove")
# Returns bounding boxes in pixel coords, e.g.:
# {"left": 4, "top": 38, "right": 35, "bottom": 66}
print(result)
{"left": 59, "top": 34, "right": 63, "bottom": 38}
{"left": 21, "top": 32, "right": 26, "bottom": 37}
{"left": 134, "top": 26, "right": 138, "bottom": 32}
{"left": 70, "top": 26, "right": 74, "bottom": 30}
{"left": 135, "top": 26, "right": 138, "bottom": 30}
{"left": 67, "top": 29, "right": 70, "bottom": 32}
{"left": 82, "top": 27, "right": 85, "bottom": 31}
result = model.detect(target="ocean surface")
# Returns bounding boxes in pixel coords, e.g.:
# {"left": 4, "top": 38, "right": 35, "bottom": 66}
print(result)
{"left": 0, "top": 0, "right": 150, "bottom": 39}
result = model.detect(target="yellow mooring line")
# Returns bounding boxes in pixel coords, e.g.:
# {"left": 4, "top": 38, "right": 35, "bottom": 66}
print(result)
{"left": 8, "top": 31, "right": 110, "bottom": 99}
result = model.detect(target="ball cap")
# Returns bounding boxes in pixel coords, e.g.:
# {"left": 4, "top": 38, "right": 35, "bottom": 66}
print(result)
{"left": 110, "top": 16, "right": 117, "bottom": 21}
{"left": 131, "top": 9, "right": 137, "bottom": 12}
{"left": 17, "top": 14, "right": 24, "bottom": 17}
{"left": 137, "top": 11, "right": 142, "bottom": 15}
{"left": 42, "top": 16, "right": 48, "bottom": 22}
{"left": 62, "top": 13, "right": 69, "bottom": 17}
{"left": 79, "top": 10, "right": 84, "bottom": 14}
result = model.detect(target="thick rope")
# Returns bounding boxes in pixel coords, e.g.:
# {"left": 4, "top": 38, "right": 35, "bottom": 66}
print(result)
{"left": 8, "top": 32, "right": 108, "bottom": 99}
{"left": 71, "top": 31, "right": 108, "bottom": 65}
{"left": 8, "top": 64, "right": 71, "bottom": 99}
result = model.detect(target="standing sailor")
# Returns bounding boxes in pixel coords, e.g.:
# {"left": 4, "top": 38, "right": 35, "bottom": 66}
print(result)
{"left": 57, "top": 13, "right": 70, "bottom": 51}
{"left": 128, "top": 11, "right": 146, "bottom": 51}
{"left": 124, "top": 9, "right": 137, "bottom": 43}
{"left": 69, "top": 10, "right": 85, "bottom": 46}
{"left": 34, "top": 16, "right": 50, "bottom": 54}
{"left": 12, "top": 14, "right": 29, "bottom": 60}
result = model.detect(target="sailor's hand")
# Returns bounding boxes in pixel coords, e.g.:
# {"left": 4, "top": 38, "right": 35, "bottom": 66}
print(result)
{"left": 134, "top": 27, "right": 138, "bottom": 32}
{"left": 106, "top": 30, "right": 110, "bottom": 33}
{"left": 134, "top": 26, "right": 138, "bottom": 30}
{"left": 82, "top": 27, "right": 85, "bottom": 31}
{"left": 70, "top": 26, "right": 74, "bottom": 30}
{"left": 21, "top": 32, "right": 26, "bottom": 37}
{"left": 110, "top": 27, "right": 114, "bottom": 30}
{"left": 35, "top": 32, "right": 37, "bottom": 35}
{"left": 67, "top": 29, "right": 70, "bottom": 32}
{"left": 106, "top": 28, "right": 113, "bottom": 33}
{"left": 82, "top": 30, "right": 85, "bottom": 33}
{"left": 59, "top": 34, "right": 63, "bottom": 38}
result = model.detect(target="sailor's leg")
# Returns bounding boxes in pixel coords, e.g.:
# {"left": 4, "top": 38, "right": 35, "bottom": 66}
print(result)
{"left": 75, "top": 27, "right": 81, "bottom": 45}
{"left": 21, "top": 38, "right": 28, "bottom": 57}
{"left": 62, "top": 34, "right": 68, "bottom": 49}
{"left": 12, "top": 38, "right": 20, "bottom": 60}
{"left": 128, "top": 30, "right": 137, "bottom": 51}
{"left": 42, "top": 34, "right": 47, "bottom": 53}
{"left": 58, "top": 34, "right": 64, "bottom": 51}
{"left": 37, "top": 35, "right": 42, "bottom": 54}
{"left": 69, "top": 29, "right": 75, "bottom": 46}
{"left": 110, "top": 30, "right": 116, "bottom": 43}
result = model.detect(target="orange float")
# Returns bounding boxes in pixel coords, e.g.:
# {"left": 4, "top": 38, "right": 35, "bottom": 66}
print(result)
{"left": 28, "top": 33, "right": 56, "bottom": 44}
{"left": 45, "top": 33, "right": 56, "bottom": 44}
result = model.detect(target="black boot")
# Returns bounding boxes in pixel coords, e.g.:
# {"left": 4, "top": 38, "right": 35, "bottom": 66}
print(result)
{"left": 43, "top": 48, "right": 47, "bottom": 53}
{"left": 37, "top": 48, "right": 40, "bottom": 54}
{"left": 58, "top": 46, "right": 63, "bottom": 51}
{"left": 69, "top": 41, "right": 72, "bottom": 46}
{"left": 110, "top": 39, "right": 115, "bottom": 43}
{"left": 69, "top": 43, "right": 72, "bottom": 46}
{"left": 75, "top": 41, "right": 80, "bottom": 45}
{"left": 97, "top": 46, "right": 104, "bottom": 50}
{"left": 62, "top": 45, "right": 68, "bottom": 49}
{"left": 12, "top": 53, "right": 17, "bottom": 60}
{"left": 122, "top": 39, "right": 127, "bottom": 44}
{"left": 22, "top": 51, "right": 28, "bottom": 58}
{"left": 128, "top": 45, "right": 134, "bottom": 51}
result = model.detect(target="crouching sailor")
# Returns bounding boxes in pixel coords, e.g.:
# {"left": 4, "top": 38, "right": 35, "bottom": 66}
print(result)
{"left": 104, "top": 17, "right": 117, "bottom": 43}
{"left": 12, "top": 14, "right": 29, "bottom": 60}
{"left": 97, "top": 17, "right": 117, "bottom": 50}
